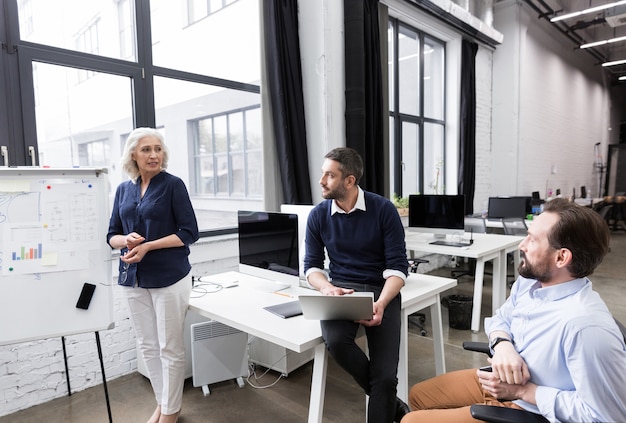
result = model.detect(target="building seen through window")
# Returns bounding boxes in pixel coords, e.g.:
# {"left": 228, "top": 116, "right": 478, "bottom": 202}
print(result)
{"left": 12, "top": 0, "right": 260, "bottom": 232}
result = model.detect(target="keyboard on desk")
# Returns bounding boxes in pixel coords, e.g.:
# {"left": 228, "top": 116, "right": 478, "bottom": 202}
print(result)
{"left": 429, "top": 240, "right": 472, "bottom": 247}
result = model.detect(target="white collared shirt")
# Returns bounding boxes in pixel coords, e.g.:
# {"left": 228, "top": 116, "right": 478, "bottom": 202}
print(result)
{"left": 331, "top": 186, "right": 366, "bottom": 215}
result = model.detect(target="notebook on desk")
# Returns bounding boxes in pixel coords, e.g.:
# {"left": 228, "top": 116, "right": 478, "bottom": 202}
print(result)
{"left": 298, "top": 292, "right": 374, "bottom": 320}
{"left": 263, "top": 301, "right": 303, "bottom": 319}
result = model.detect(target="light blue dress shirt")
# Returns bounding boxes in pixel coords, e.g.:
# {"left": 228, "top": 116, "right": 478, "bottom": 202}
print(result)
{"left": 485, "top": 277, "right": 626, "bottom": 423}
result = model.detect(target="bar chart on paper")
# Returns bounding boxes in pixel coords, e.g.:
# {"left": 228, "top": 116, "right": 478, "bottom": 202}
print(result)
{"left": 11, "top": 243, "right": 43, "bottom": 260}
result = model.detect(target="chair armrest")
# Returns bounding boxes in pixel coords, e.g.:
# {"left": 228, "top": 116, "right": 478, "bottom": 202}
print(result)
{"left": 462, "top": 341, "right": 492, "bottom": 357}
{"left": 470, "top": 404, "right": 549, "bottom": 423}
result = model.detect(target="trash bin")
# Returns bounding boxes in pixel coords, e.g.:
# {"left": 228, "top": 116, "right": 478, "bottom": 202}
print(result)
{"left": 441, "top": 295, "right": 473, "bottom": 330}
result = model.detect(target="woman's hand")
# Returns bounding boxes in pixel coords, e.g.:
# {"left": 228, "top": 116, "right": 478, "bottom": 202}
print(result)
{"left": 125, "top": 232, "right": 145, "bottom": 250}
{"left": 121, "top": 232, "right": 147, "bottom": 263}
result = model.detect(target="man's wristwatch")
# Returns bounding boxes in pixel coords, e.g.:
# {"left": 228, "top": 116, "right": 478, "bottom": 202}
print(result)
{"left": 489, "top": 337, "right": 513, "bottom": 352}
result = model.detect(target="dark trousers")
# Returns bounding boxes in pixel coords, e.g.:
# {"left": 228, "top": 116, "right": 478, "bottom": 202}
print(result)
{"left": 320, "top": 283, "right": 401, "bottom": 423}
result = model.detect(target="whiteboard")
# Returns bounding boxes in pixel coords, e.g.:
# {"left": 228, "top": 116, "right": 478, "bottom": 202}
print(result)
{"left": 0, "top": 168, "right": 114, "bottom": 346}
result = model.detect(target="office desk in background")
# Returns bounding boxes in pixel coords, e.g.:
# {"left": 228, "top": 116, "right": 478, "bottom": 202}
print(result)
{"left": 405, "top": 232, "right": 524, "bottom": 332}
{"left": 188, "top": 271, "right": 455, "bottom": 423}
{"left": 481, "top": 218, "right": 533, "bottom": 229}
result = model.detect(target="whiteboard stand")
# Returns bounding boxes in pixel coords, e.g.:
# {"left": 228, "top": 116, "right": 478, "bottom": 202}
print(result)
{"left": 0, "top": 168, "right": 115, "bottom": 423}
{"left": 95, "top": 332, "right": 113, "bottom": 423}
{"left": 0, "top": 168, "right": 114, "bottom": 421}
{"left": 61, "top": 332, "right": 112, "bottom": 423}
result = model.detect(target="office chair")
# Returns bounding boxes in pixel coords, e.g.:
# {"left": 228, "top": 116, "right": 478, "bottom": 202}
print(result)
{"left": 464, "top": 318, "right": 626, "bottom": 423}
{"left": 598, "top": 204, "right": 613, "bottom": 223}
{"left": 451, "top": 217, "right": 487, "bottom": 279}
{"left": 407, "top": 258, "right": 429, "bottom": 336}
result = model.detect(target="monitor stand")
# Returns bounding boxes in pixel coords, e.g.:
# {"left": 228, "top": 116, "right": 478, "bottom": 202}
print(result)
{"left": 431, "top": 233, "right": 447, "bottom": 241}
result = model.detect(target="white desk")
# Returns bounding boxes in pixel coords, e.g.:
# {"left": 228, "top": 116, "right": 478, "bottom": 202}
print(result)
{"left": 188, "top": 271, "right": 455, "bottom": 422}
{"left": 405, "top": 232, "right": 524, "bottom": 332}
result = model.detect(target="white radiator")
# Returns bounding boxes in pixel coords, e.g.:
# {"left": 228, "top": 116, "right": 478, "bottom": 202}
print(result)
{"left": 190, "top": 321, "right": 248, "bottom": 396}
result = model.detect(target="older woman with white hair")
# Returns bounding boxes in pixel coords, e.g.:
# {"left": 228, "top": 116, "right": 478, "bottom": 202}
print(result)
{"left": 107, "top": 127, "right": 199, "bottom": 423}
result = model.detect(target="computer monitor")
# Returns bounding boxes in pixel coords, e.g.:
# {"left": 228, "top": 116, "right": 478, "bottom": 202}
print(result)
{"left": 237, "top": 210, "right": 300, "bottom": 285}
{"left": 408, "top": 194, "right": 465, "bottom": 239}
{"left": 487, "top": 197, "right": 530, "bottom": 219}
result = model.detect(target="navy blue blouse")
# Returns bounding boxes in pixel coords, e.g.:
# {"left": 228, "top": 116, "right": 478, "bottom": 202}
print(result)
{"left": 107, "top": 171, "right": 199, "bottom": 288}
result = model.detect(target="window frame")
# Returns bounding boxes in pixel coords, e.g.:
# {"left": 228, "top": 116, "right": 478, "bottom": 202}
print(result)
{"left": 388, "top": 16, "right": 447, "bottom": 197}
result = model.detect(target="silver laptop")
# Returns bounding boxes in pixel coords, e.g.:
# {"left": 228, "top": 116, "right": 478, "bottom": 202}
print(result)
{"left": 298, "top": 292, "right": 374, "bottom": 320}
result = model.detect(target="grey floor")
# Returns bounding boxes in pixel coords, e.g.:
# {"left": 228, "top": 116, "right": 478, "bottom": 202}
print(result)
{"left": 2, "top": 232, "right": 625, "bottom": 423}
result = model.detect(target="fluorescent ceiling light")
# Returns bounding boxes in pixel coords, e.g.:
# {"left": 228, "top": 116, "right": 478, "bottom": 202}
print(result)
{"left": 620, "top": 75, "right": 626, "bottom": 80}
{"left": 581, "top": 35, "right": 626, "bottom": 49}
{"left": 602, "top": 59, "right": 626, "bottom": 67}
{"left": 550, "top": 0, "right": 626, "bottom": 22}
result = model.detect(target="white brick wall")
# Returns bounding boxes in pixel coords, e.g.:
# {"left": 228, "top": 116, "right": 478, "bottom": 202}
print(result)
{"left": 474, "top": 46, "right": 494, "bottom": 215}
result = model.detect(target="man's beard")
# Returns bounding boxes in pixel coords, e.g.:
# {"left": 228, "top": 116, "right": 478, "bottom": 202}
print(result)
{"left": 518, "top": 251, "right": 552, "bottom": 282}
{"left": 322, "top": 184, "right": 346, "bottom": 200}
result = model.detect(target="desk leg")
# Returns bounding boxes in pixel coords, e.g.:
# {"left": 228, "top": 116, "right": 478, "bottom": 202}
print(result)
{"left": 398, "top": 310, "right": 409, "bottom": 402}
{"left": 471, "top": 259, "right": 486, "bottom": 332}
{"left": 429, "top": 297, "right": 446, "bottom": 375}
{"left": 308, "top": 343, "right": 328, "bottom": 423}
{"left": 492, "top": 253, "right": 506, "bottom": 314}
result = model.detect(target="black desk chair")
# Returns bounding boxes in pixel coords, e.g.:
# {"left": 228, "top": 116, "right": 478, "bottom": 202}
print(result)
{"left": 464, "top": 318, "right": 626, "bottom": 423}
{"left": 451, "top": 217, "right": 487, "bottom": 279}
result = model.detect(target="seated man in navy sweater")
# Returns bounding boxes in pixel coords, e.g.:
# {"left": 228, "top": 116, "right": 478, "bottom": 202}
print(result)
{"left": 304, "top": 147, "right": 410, "bottom": 423}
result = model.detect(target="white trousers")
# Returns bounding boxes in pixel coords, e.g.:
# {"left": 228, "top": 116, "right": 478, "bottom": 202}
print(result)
{"left": 123, "top": 273, "right": 191, "bottom": 415}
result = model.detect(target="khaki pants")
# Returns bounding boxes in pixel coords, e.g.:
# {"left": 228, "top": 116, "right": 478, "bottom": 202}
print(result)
{"left": 401, "top": 368, "right": 523, "bottom": 423}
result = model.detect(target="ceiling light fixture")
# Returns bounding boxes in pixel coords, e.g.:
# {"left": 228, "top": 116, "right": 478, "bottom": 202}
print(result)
{"left": 581, "top": 35, "right": 626, "bottom": 49}
{"left": 550, "top": 0, "right": 626, "bottom": 22}
{"left": 620, "top": 75, "right": 626, "bottom": 80}
{"left": 602, "top": 59, "right": 626, "bottom": 67}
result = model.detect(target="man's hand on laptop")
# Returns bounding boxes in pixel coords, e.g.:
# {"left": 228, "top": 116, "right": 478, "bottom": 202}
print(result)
{"left": 320, "top": 285, "right": 355, "bottom": 296}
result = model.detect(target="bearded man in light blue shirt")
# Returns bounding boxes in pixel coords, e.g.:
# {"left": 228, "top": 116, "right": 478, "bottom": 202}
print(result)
{"left": 402, "top": 198, "right": 626, "bottom": 423}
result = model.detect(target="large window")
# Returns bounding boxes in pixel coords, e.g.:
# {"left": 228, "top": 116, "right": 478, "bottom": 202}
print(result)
{"left": 388, "top": 18, "right": 446, "bottom": 197}
{"left": 2, "top": 0, "right": 261, "bottom": 232}
{"left": 192, "top": 106, "right": 262, "bottom": 198}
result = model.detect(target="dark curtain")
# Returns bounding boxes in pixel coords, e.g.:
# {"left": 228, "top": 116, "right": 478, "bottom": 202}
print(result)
{"left": 344, "top": 0, "right": 385, "bottom": 194}
{"left": 263, "top": 0, "right": 313, "bottom": 204}
{"left": 458, "top": 39, "right": 478, "bottom": 215}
